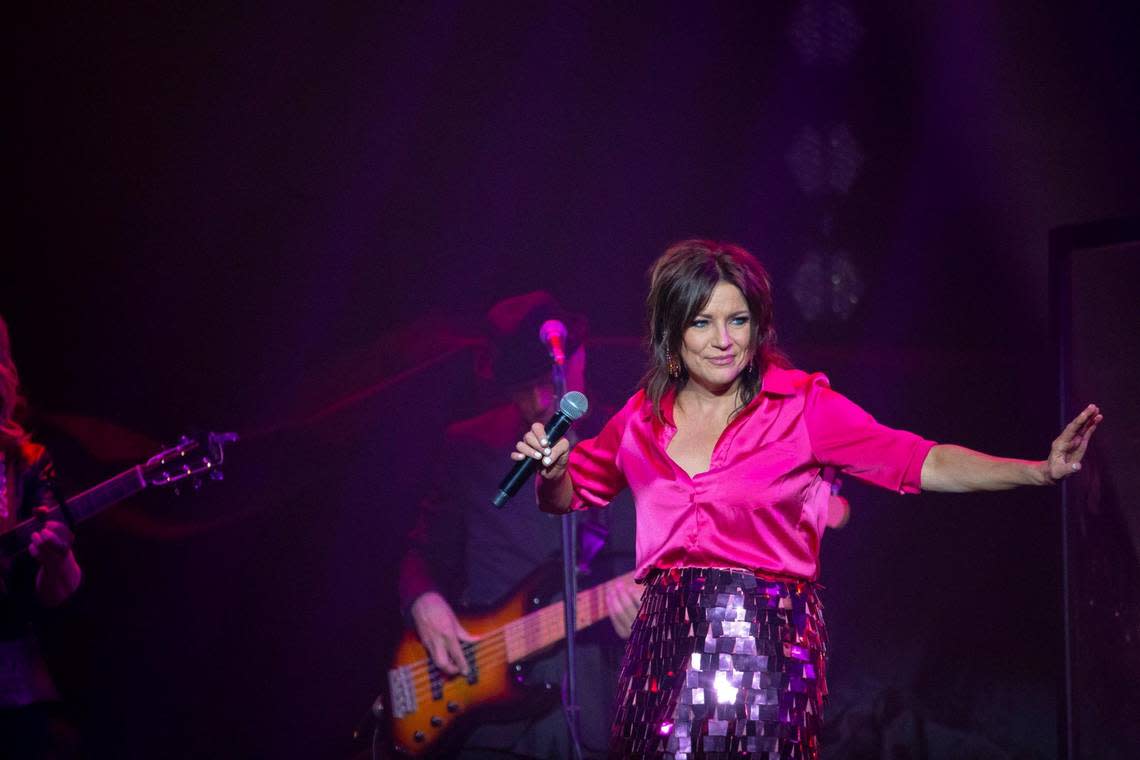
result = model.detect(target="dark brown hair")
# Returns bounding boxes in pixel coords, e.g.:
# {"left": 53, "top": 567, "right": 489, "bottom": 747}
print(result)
{"left": 640, "top": 239, "right": 788, "bottom": 419}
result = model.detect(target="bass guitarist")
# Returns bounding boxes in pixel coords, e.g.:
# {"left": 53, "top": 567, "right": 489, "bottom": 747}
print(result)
{"left": 396, "top": 292, "right": 642, "bottom": 758}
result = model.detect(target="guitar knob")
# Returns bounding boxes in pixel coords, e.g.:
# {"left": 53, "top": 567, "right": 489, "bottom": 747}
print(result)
{"left": 447, "top": 701, "right": 460, "bottom": 713}
{"left": 413, "top": 731, "right": 425, "bottom": 743}
{"left": 430, "top": 716, "right": 443, "bottom": 727}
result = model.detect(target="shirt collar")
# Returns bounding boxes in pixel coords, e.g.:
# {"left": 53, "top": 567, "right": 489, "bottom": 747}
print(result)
{"left": 647, "top": 363, "right": 796, "bottom": 426}
{"left": 759, "top": 364, "right": 797, "bottom": 396}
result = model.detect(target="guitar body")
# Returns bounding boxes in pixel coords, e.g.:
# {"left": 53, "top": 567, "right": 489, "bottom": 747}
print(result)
{"left": 384, "top": 563, "right": 631, "bottom": 758}
{"left": 385, "top": 564, "right": 562, "bottom": 757}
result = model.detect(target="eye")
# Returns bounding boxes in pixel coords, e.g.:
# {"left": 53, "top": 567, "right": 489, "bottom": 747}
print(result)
{"left": 690, "top": 318, "right": 709, "bottom": 328}
{"left": 731, "top": 315, "right": 750, "bottom": 326}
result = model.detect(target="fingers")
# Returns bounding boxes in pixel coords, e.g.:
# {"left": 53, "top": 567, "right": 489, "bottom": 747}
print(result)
{"left": 410, "top": 593, "right": 474, "bottom": 676}
{"left": 38, "top": 520, "right": 74, "bottom": 549}
{"left": 543, "top": 439, "right": 570, "bottom": 468}
{"left": 29, "top": 520, "right": 74, "bottom": 565}
{"left": 606, "top": 581, "right": 642, "bottom": 640}
{"left": 511, "top": 424, "right": 570, "bottom": 470}
{"left": 1070, "top": 418, "right": 1099, "bottom": 464}
{"left": 1047, "top": 405, "right": 1104, "bottom": 481}
{"left": 609, "top": 578, "right": 642, "bottom": 615}
{"left": 425, "top": 636, "right": 462, "bottom": 676}
{"left": 1060, "top": 405, "right": 1101, "bottom": 441}
{"left": 443, "top": 631, "right": 471, "bottom": 677}
{"left": 512, "top": 424, "right": 547, "bottom": 462}
{"left": 1055, "top": 406, "right": 1102, "bottom": 454}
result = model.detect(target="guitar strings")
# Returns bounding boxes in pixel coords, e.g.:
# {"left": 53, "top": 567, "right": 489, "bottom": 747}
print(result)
{"left": 401, "top": 592, "right": 608, "bottom": 681}
{"left": 399, "top": 591, "right": 612, "bottom": 694}
{"left": 401, "top": 613, "right": 567, "bottom": 689}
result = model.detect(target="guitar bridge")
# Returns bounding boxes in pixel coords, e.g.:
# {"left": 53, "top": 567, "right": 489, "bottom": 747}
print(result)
{"left": 387, "top": 666, "right": 417, "bottom": 718}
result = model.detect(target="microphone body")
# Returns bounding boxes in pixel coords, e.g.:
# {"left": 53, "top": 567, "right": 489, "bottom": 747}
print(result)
{"left": 539, "top": 319, "right": 568, "bottom": 366}
{"left": 492, "top": 391, "right": 588, "bottom": 508}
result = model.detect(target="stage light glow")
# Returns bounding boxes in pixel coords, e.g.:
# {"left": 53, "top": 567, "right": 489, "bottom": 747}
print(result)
{"left": 792, "top": 250, "right": 864, "bottom": 322}
{"left": 786, "top": 124, "right": 864, "bottom": 197}
{"left": 789, "top": 0, "right": 864, "bottom": 65}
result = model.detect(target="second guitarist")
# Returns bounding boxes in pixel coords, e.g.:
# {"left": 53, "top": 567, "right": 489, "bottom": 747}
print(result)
{"left": 0, "top": 315, "right": 82, "bottom": 757}
{"left": 396, "top": 292, "right": 641, "bottom": 759}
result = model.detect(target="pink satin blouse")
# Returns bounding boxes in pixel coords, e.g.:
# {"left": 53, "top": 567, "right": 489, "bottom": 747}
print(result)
{"left": 567, "top": 366, "right": 936, "bottom": 581}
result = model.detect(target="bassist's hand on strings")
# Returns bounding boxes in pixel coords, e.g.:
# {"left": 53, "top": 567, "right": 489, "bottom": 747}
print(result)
{"left": 410, "top": 591, "right": 476, "bottom": 676}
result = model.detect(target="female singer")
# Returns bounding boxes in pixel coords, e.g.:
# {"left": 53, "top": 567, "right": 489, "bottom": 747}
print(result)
{"left": 510, "top": 240, "right": 1101, "bottom": 759}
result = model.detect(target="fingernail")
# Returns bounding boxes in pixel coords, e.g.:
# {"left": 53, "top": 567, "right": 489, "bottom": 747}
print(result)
{"left": 543, "top": 447, "right": 551, "bottom": 456}
{"left": 540, "top": 438, "right": 549, "bottom": 446}
{"left": 1072, "top": 463, "right": 1080, "bottom": 471}
{"left": 533, "top": 452, "right": 542, "bottom": 459}
{"left": 542, "top": 456, "right": 552, "bottom": 466}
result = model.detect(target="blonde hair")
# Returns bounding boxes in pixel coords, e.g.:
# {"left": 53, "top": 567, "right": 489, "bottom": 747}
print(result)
{"left": 0, "top": 315, "right": 29, "bottom": 451}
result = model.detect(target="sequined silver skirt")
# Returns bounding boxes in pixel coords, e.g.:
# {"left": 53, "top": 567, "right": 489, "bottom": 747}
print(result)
{"left": 609, "top": 568, "right": 827, "bottom": 760}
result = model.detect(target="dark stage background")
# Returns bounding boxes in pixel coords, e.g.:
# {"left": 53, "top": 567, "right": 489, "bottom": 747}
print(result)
{"left": 7, "top": 2, "right": 1139, "bottom": 758}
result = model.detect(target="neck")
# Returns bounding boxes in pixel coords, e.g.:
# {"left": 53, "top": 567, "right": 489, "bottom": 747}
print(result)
{"left": 677, "top": 378, "right": 742, "bottom": 415}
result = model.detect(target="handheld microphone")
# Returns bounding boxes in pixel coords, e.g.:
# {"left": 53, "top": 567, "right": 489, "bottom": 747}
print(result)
{"left": 539, "top": 319, "right": 568, "bottom": 366}
{"left": 491, "top": 391, "right": 588, "bottom": 508}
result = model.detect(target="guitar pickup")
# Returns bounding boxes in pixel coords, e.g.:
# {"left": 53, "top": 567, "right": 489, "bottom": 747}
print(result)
{"left": 463, "top": 641, "right": 478, "bottom": 685}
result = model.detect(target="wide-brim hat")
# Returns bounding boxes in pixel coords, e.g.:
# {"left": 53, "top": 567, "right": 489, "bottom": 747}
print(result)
{"left": 476, "top": 291, "right": 587, "bottom": 389}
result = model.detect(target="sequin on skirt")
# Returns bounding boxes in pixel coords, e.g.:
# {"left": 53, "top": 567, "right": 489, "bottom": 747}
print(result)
{"left": 609, "top": 568, "right": 827, "bottom": 760}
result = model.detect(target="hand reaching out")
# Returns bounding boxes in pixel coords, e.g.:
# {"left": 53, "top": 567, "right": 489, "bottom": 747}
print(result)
{"left": 1046, "top": 404, "right": 1102, "bottom": 483}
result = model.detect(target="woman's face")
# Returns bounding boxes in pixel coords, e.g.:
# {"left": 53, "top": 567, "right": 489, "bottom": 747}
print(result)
{"left": 678, "top": 281, "right": 753, "bottom": 394}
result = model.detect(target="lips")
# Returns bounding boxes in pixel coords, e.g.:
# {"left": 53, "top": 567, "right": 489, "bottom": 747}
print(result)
{"left": 707, "top": 355, "right": 736, "bottom": 366}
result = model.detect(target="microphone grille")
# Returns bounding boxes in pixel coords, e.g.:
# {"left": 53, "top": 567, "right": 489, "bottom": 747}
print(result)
{"left": 539, "top": 319, "right": 568, "bottom": 341}
{"left": 559, "top": 391, "right": 589, "bottom": 420}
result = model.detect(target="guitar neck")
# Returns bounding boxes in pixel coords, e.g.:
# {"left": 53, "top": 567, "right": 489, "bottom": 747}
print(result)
{"left": 502, "top": 571, "right": 636, "bottom": 662}
{"left": 64, "top": 466, "right": 148, "bottom": 524}
{"left": 0, "top": 466, "right": 147, "bottom": 560}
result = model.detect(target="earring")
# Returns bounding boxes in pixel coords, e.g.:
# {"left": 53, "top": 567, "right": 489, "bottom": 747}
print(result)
{"left": 665, "top": 350, "right": 682, "bottom": 379}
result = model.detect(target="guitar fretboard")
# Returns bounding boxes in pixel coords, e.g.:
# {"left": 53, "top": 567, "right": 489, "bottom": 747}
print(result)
{"left": 0, "top": 466, "right": 147, "bottom": 561}
{"left": 65, "top": 466, "right": 147, "bottom": 523}
{"left": 501, "top": 572, "right": 636, "bottom": 661}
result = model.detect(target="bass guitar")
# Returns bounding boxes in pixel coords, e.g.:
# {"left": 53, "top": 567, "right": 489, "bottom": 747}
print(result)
{"left": 0, "top": 431, "right": 237, "bottom": 561}
{"left": 381, "top": 564, "right": 638, "bottom": 757}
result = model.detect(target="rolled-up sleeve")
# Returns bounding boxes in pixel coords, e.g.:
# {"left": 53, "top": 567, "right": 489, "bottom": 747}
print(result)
{"left": 566, "top": 393, "right": 639, "bottom": 509}
{"left": 803, "top": 376, "right": 936, "bottom": 494}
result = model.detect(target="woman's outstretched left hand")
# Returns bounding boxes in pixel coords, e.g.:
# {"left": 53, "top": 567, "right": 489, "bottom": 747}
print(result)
{"left": 1046, "top": 404, "right": 1102, "bottom": 483}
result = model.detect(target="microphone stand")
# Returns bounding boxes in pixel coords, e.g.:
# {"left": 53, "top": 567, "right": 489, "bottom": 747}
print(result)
{"left": 552, "top": 363, "right": 584, "bottom": 760}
